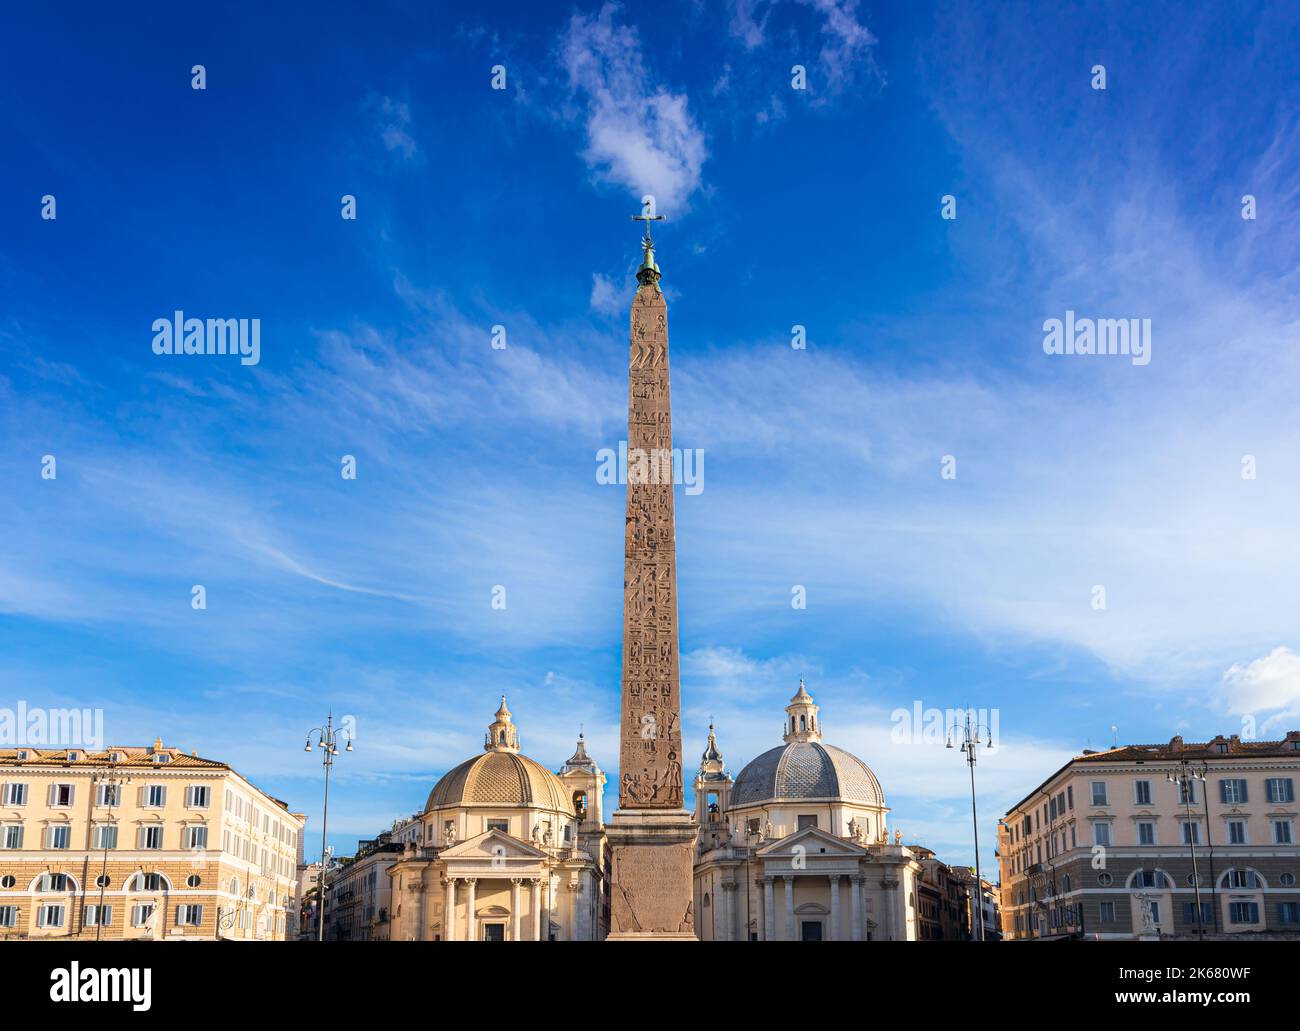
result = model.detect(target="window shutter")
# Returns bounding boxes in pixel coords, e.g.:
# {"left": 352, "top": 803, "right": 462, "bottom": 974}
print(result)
{"left": 158, "top": 785, "right": 167, "bottom": 806}
{"left": 1239, "top": 780, "right": 1248, "bottom": 803}
{"left": 138, "top": 785, "right": 147, "bottom": 806}
{"left": 48, "top": 783, "right": 58, "bottom": 805}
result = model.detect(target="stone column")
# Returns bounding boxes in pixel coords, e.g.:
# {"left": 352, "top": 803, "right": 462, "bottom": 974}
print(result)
{"left": 851, "top": 876, "right": 864, "bottom": 941}
{"left": 829, "top": 875, "right": 841, "bottom": 941}
{"left": 510, "top": 878, "right": 522, "bottom": 941}
{"left": 721, "top": 882, "right": 735, "bottom": 942}
{"left": 567, "top": 880, "right": 581, "bottom": 941}
{"left": 530, "top": 878, "right": 542, "bottom": 941}
{"left": 464, "top": 878, "right": 477, "bottom": 941}
{"left": 763, "top": 877, "right": 775, "bottom": 941}
{"left": 784, "top": 875, "right": 795, "bottom": 941}
{"left": 443, "top": 877, "right": 456, "bottom": 942}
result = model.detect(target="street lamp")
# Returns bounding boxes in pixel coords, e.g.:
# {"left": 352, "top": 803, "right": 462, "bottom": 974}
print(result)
{"left": 304, "top": 712, "right": 353, "bottom": 942}
{"left": 1167, "top": 760, "right": 1207, "bottom": 940}
{"left": 947, "top": 710, "right": 993, "bottom": 941}
{"left": 89, "top": 755, "right": 130, "bottom": 943}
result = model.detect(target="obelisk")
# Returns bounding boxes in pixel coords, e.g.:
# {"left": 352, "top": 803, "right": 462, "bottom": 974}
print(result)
{"left": 605, "top": 212, "right": 697, "bottom": 940}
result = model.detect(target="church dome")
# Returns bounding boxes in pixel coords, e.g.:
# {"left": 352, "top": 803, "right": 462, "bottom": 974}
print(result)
{"left": 424, "top": 696, "right": 576, "bottom": 816}
{"left": 425, "top": 750, "right": 575, "bottom": 814}
{"left": 731, "top": 741, "right": 885, "bottom": 808}
{"left": 729, "top": 680, "right": 885, "bottom": 808}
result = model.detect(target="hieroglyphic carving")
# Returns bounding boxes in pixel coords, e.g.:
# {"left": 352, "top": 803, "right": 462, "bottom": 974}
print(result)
{"left": 619, "top": 281, "right": 684, "bottom": 808}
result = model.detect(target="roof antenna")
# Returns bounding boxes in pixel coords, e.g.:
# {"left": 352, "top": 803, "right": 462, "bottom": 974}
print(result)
{"left": 1111, "top": 724, "right": 1119, "bottom": 748}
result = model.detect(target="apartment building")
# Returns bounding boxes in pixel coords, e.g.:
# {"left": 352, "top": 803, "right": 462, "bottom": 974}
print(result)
{"left": 0, "top": 740, "right": 305, "bottom": 940}
{"left": 999, "top": 731, "right": 1300, "bottom": 940}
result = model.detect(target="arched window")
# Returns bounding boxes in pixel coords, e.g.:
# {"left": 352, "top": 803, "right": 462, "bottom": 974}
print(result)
{"left": 1220, "top": 868, "right": 1264, "bottom": 889}
{"left": 32, "top": 872, "right": 78, "bottom": 892}
{"left": 130, "top": 872, "right": 169, "bottom": 892}
{"left": 800, "top": 715, "right": 806, "bottom": 730}
{"left": 1129, "top": 869, "right": 1169, "bottom": 889}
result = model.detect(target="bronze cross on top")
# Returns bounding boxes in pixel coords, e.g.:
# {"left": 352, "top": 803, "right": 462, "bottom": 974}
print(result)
{"left": 631, "top": 209, "right": 665, "bottom": 250}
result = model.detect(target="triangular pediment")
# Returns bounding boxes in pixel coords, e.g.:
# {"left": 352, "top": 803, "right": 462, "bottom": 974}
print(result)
{"left": 439, "top": 828, "right": 549, "bottom": 861}
{"left": 756, "top": 825, "right": 865, "bottom": 858}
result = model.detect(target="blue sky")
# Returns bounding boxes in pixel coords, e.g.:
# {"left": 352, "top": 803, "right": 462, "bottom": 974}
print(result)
{"left": 2, "top": 1, "right": 1298, "bottom": 873}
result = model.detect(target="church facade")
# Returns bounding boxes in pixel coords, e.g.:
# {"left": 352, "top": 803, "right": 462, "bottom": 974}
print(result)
{"left": 691, "top": 682, "right": 924, "bottom": 941}
{"left": 384, "top": 699, "right": 608, "bottom": 940}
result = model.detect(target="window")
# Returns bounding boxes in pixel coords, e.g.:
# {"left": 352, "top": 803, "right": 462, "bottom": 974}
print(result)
{"left": 1148, "top": 901, "right": 1161, "bottom": 924}
{"left": 92, "top": 824, "right": 117, "bottom": 850}
{"left": 84, "top": 904, "right": 112, "bottom": 927}
{"left": 797, "top": 814, "right": 818, "bottom": 830}
{"left": 48, "top": 783, "right": 74, "bottom": 807}
{"left": 185, "top": 785, "right": 210, "bottom": 809}
{"left": 1097, "top": 872, "right": 1113, "bottom": 887}
{"left": 131, "top": 903, "right": 156, "bottom": 927}
{"left": 132, "top": 872, "right": 164, "bottom": 891}
{"left": 142, "top": 784, "right": 167, "bottom": 808}
{"left": 1220, "top": 779, "right": 1248, "bottom": 805}
{"left": 1137, "top": 821, "right": 1156, "bottom": 845}
{"left": 66, "top": 751, "right": 78, "bottom": 762}
{"left": 1178, "top": 779, "right": 1197, "bottom": 805}
{"left": 0, "top": 875, "right": 14, "bottom": 888}
{"left": 1228, "top": 820, "right": 1247, "bottom": 845}
{"left": 1181, "top": 821, "right": 1200, "bottom": 845}
{"left": 1091, "top": 782, "right": 1108, "bottom": 806}
{"left": 1, "top": 825, "right": 23, "bottom": 849}
{"left": 96, "top": 783, "right": 121, "bottom": 807}
{"left": 183, "top": 825, "right": 207, "bottom": 849}
{"left": 1229, "top": 901, "right": 1260, "bottom": 924}
{"left": 1267, "top": 778, "right": 1294, "bottom": 804}
{"left": 1273, "top": 820, "right": 1293, "bottom": 845}
{"left": 1281, "top": 873, "right": 1297, "bottom": 887}
{"left": 139, "top": 826, "right": 163, "bottom": 850}
{"left": 45, "top": 825, "right": 71, "bottom": 849}
{"left": 1067, "top": 785, "right": 1073, "bottom": 809}
{"left": 0, "top": 906, "right": 16, "bottom": 928}
{"left": 1133, "top": 869, "right": 1167, "bottom": 889}
{"left": 1182, "top": 902, "right": 1213, "bottom": 924}
{"left": 95, "top": 875, "right": 110, "bottom": 888}
{"left": 1278, "top": 902, "right": 1300, "bottom": 924}
{"left": 37, "top": 904, "right": 65, "bottom": 928}
{"left": 186, "top": 874, "right": 201, "bottom": 888}
{"left": 153, "top": 753, "right": 170, "bottom": 764}
{"left": 1093, "top": 823, "right": 1111, "bottom": 847}
{"left": 1134, "top": 780, "right": 1152, "bottom": 805}
{"left": 1, "top": 783, "right": 27, "bottom": 806}
{"left": 486, "top": 819, "right": 508, "bottom": 832}
{"left": 1226, "top": 869, "right": 1259, "bottom": 889}
{"left": 176, "top": 904, "right": 203, "bottom": 926}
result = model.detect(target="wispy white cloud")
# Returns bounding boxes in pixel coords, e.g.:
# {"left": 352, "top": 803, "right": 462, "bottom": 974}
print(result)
{"left": 560, "top": 3, "right": 708, "bottom": 211}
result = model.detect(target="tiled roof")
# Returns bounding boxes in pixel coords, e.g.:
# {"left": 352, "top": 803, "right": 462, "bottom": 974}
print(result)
{"left": 0, "top": 744, "right": 228, "bottom": 770}
{"left": 1075, "top": 732, "right": 1300, "bottom": 763}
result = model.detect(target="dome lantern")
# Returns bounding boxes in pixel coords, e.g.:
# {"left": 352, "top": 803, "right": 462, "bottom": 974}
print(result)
{"left": 784, "top": 677, "right": 821, "bottom": 743}
{"left": 484, "top": 695, "right": 520, "bottom": 753}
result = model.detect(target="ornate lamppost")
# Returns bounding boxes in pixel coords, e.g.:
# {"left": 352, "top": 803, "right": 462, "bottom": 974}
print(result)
{"left": 947, "top": 710, "right": 993, "bottom": 941}
{"left": 1167, "top": 759, "right": 1207, "bottom": 939}
{"left": 89, "top": 754, "right": 130, "bottom": 942}
{"left": 304, "top": 712, "right": 352, "bottom": 941}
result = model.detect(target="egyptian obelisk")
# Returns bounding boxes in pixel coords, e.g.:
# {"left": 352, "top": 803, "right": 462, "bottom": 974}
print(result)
{"left": 605, "top": 212, "right": 697, "bottom": 940}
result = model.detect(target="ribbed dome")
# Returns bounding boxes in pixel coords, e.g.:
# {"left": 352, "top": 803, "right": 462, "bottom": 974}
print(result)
{"left": 425, "top": 750, "right": 575, "bottom": 816}
{"left": 731, "top": 741, "right": 885, "bottom": 808}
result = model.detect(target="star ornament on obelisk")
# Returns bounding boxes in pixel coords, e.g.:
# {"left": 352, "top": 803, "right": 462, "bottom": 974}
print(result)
{"left": 606, "top": 208, "right": 698, "bottom": 940}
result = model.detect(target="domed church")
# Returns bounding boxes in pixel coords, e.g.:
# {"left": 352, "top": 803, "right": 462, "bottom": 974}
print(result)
{"left": 692, "top": 681, "right": 924, "bottom": 940}
{"left": 386, "top": 698, "right": 608, "bottom": 940}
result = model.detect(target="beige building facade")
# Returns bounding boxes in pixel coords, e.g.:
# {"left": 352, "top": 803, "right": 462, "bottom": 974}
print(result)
{"left": 999, "top": 732, "right": 1300, "bottom": 940}
{"left": 0, "top": 739, "right": 304, "bottom": 941}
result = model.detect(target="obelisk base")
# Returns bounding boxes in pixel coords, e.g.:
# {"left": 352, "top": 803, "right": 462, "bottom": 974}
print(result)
{"left": 605, "top": 808, "right": 698, "bottom": 940}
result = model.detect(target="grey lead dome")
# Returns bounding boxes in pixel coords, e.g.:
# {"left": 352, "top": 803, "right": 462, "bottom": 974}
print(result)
{"left": 731, "top": 740, "right": 886, "bottom": 808}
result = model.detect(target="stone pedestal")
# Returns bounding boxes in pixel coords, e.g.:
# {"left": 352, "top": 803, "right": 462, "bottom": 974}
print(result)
{"left": 606, "top": 808, "right": 697, "bottom": 940}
